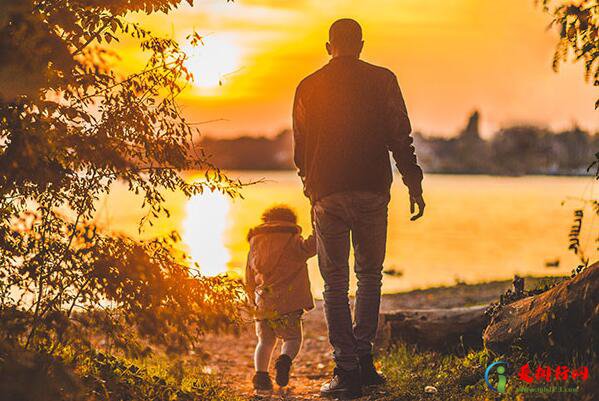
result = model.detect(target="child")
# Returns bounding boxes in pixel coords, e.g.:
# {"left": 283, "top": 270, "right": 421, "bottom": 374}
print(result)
{"left": 245, "top": 205, "right": 316, "bottom": 391}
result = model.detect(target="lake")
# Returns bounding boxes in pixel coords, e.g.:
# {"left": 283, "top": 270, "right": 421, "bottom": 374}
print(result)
{"left": 98, "top": 172, "right": 597, "bottom": 294}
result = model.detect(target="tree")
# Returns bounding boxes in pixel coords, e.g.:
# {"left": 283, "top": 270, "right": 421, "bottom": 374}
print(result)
{"left": 0, "top": 0, "right": 244, "bottom": 354}
{"left": 553, "top": 126, "right": 593, "bottom": 172}
{"left": 542, "top": 0, "right": 598, "bottom": 108}
{"left": 541, "top": 0, "right": 598, "bottom": 271}
{"left": 490, "top": 126, "right": 553, "bottom": 175}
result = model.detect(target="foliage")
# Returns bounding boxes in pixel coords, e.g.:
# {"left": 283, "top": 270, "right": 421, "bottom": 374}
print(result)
{"left": 0, "top": 341, "right": 241, "bottom": 401}
{"left": 78, "top": 348, "right": 241, "bottom": 401}
{"left": 0, "top": 340, "right": 83, "bottom": 401}
{"left": 0, "top": 0, "right": 245, "bottom": 356}
{"left": 541, "top": 1, "right": 599, "bottom": 274}
{"left": 564, "top": 153, "right": 599, "bottom": 276}
{"left": 542, "top": 0, "right": 599, "bottom": 108}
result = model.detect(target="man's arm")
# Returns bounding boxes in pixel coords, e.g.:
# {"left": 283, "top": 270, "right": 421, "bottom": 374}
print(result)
{"left": 384, "top": 73, "right": 425, "bottom": 220}
{"left": 292, "top": 84, "right": 306, "bottom": 179}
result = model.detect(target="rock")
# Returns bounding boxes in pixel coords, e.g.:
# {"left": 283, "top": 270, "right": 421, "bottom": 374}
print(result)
{"left": 424, "top": 385, "right": 438, "bottom": 394}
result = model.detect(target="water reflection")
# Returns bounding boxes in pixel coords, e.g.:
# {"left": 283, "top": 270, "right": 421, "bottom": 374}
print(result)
{"left": 182, "top": 191, "right": 231, "bottom": 276}
{"left": 105, "top": 173, "right": 593, "bottom": 292}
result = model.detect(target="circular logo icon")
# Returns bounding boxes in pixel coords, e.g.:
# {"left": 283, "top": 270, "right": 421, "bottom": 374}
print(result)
{"left": 485, "top": 361, "right": 509, "bottom": 393}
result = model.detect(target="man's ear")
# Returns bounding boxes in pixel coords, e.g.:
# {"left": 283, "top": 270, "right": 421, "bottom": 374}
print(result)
{"left": 358, "top": 40, "right": 364, "bottom": 55}
{"left": 326, "top": 42, "right": 332, "bottom": 56}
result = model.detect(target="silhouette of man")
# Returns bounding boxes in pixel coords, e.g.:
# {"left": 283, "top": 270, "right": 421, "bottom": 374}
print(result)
{"left": 293, "top": 18, "right": 425, "bottom": 399}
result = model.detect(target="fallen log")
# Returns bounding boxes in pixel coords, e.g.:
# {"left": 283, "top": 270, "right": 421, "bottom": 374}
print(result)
{"left": 483, "top": 262, "right": 599, "bottom": 355}
{"left": 378, "top": 305, "right": 489, "bottom": 351}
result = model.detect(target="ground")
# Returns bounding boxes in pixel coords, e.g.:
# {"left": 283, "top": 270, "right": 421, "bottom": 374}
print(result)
{"left": 200, "top": 278, "right": 544, "bottom": 400}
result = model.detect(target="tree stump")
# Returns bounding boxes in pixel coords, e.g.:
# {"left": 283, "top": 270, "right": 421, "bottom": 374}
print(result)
{"left": 483, "top": 262, "right": 599, "bottom": 355}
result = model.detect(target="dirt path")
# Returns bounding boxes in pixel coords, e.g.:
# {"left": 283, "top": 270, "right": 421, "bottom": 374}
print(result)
{"left": 201, "top": 278, "right": 531, "bottom": 400}
{"left": 202, "top": 301, "right": 336, "bottom": 400}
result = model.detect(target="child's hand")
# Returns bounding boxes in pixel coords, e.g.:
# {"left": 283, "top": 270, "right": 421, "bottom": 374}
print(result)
{"left": 304, "top": 234, "right": 317, "bottom": 257}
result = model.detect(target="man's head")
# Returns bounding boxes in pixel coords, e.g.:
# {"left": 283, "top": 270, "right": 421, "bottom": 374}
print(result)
{"left": 327, "top": 18, "right": 363, "bottom": 58}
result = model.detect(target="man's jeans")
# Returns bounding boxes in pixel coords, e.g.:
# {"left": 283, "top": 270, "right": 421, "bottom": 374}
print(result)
{"left": 312, "top": 191, "right": 389, "bottom": 371}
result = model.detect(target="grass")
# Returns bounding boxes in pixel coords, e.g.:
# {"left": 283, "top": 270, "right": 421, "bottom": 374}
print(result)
{"left": 376, "top": 345, "right": 595, "bottom": 401}
{"left": 376, "top": 345, "right": 489, "bottom": 401}
{"left": 74, "top": 348, "right": 244, "bottom": 401}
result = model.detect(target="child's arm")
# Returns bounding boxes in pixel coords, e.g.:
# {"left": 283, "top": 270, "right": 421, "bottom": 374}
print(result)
{"left": 298, "top": 233, "right": 317, "bottom": 259}
{"left": 244, "top": 253, "right": 256, "bottom": 305}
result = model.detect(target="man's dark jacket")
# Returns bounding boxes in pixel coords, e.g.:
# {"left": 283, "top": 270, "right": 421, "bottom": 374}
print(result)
{"left": 293, "top": 56, "right": 423, "bottom": 201}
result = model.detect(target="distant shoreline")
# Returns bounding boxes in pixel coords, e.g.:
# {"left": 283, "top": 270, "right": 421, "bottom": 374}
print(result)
{"left": 218, "top": 168, "right": 594, "bottom": 178}
{"left": 312, "top": 275, "right": 568, "bottom": 311}
{"left": 200, "top": 112, "right": 597, "bottom": 176}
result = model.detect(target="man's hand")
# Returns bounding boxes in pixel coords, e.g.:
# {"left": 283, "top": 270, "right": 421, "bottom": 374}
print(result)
{"left": 410, "top": 194, "right": 426, "bottom": 221}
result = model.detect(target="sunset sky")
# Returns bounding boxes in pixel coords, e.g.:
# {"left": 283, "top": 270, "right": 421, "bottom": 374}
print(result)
{"left": 122, "top": 0, "right": 597, "bottom": 138}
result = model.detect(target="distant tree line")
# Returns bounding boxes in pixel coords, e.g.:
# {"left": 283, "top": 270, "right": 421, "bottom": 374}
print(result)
{"left": 201, "top": 132, "right": 293, "bottom": 170}
{"left": 200, "top": 111, "right": 598, "bottom": 176}
{"left": 414, "top": 111, "right": 598, "bottom": 176}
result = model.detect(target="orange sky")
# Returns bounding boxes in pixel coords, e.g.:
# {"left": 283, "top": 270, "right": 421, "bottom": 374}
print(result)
{"left": 121, "top": 0, "right": 597, "bottom": 138}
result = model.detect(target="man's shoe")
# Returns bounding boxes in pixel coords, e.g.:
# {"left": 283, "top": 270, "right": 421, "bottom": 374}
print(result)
{"left": 274, "top": 354, "right": 293, "bottom": 386}
{"left": 359, "top": 354, "right": 386, "bottom": 386}
{"left": 320, "top": 367, "right": 363, "bottom": 399}
{"left": 252, "top": 371, "right": 273, "bottom": 391}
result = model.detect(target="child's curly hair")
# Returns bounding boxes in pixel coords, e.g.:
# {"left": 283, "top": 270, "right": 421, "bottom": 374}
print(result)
{"left": 261, "top": 205, "right": 297, "bottom": 224}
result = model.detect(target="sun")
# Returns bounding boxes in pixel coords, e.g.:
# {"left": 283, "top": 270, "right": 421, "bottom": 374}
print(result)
{"left": 183, "top": 35, "right": 240, "bottom": 89}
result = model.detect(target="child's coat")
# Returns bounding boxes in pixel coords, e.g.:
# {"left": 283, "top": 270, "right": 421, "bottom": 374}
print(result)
{"left": 245, "top": 221, "right": 316, "bottom": 319}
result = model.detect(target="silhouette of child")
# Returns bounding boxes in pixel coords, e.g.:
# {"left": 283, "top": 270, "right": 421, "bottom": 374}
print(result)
{"left": 245, "top": 205, "right": 316, "bottom": 391}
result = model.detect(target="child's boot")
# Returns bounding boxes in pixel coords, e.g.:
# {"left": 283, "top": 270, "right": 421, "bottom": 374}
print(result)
{"left": 253, "top": 371, "right": 273, "bottom": 391}
{"left": 274, "top": 354, "right": 293, "bottom": 386}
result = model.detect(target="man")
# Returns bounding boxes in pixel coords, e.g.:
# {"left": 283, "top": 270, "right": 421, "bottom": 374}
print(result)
{"left": 293, "top": 18, "right": 425, "bottom": 399}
